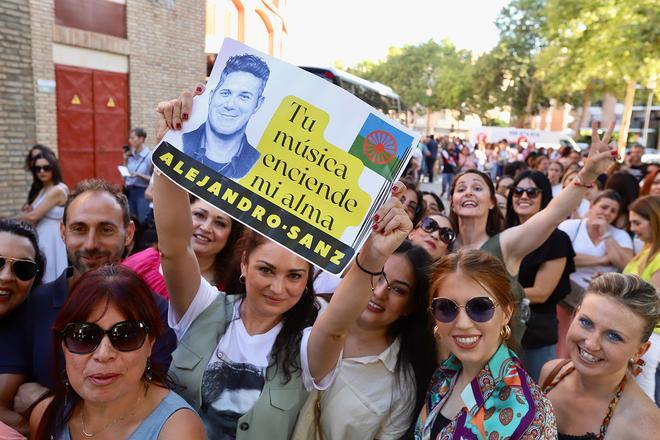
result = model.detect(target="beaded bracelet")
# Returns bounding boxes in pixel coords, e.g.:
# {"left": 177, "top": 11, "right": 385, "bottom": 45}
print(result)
{"left": 354, "top": 252, "right": 384, "bottom": 276}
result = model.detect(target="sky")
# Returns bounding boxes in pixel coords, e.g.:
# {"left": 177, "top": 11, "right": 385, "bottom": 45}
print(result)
{"left": 284, "top": 0, "right": 511, "bottom": 68}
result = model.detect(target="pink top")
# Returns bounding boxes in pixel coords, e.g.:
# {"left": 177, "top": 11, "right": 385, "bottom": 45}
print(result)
{"left": 0, "top": 422, "right": 25, "bottom": 440}
{"left": 122, "top": 247, "right": 168, "bottom": 299}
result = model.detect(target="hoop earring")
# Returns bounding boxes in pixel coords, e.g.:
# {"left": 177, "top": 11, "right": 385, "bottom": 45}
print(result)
{"left": 433, "top": 325, "right": 441, "bottom": 340}
{"left": 239, "top": 274, "right": 246, "bottom": 284}
{"left": 500, "top": 324, "right": 511, "bottom": 341}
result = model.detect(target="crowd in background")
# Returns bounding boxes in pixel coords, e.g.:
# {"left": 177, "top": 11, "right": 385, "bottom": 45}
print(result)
{"left": 0, "top": 90, "right": 658, "bottom": 440}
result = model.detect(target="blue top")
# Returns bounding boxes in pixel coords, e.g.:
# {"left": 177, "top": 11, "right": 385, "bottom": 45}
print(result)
{"left": 59, "top": 391, "right": 195, "bottom": 440}
{"left": 125, "top": 148, "right": 153, "bottom": 188}
{"left": 0, "top": 267, "right": 177, "bottom": 388}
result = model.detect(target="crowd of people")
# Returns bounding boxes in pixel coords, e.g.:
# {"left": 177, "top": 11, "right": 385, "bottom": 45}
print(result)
{"left": 0, "top": 84, "right": 658, "bottom": 440}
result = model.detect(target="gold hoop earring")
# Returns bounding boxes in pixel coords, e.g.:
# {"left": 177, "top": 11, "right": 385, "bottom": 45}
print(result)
{"left": 500, "top": 324, "right": 511, "bottom": 341}
{"left": 433, "top": 325, "right": 441, "bottom": 340}
{"left": 239, "top": 274, "right": 246, "bottom": 284}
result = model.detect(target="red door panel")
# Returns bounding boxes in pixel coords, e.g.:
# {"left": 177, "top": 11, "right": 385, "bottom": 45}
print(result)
{"left": 55, "top": 65, "right": 129, "bottom": 187}
{"left": 55, "top": 65, "right": 95, "bottom": 187}
{"left": 93, "top": 71, "right": 128, "bottom": 185}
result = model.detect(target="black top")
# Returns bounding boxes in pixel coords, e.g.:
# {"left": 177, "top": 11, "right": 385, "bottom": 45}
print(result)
{"left": 430, "top": 412, "right": 452, "bottom": 439}
{"left": 519, "top": 229, "right": 575, "bottom": 349}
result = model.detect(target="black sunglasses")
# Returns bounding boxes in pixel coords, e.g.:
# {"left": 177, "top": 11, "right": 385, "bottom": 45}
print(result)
{"left": 430, "top": 297, "right": 498, "bottom": 323}
{"left": 32, "top": 165, "right": 52, "bottom": 173}
{"left": 419, "top": 217, "right": 456, "bottom": 245}
{"left": 0, "top": 256, "right": 38, "bottom": 281}
{"left": 511, "top": 187, "right": 542, "bottom": 199}
{"left": 60, "top": 321, "right": 149, "bottom": 354}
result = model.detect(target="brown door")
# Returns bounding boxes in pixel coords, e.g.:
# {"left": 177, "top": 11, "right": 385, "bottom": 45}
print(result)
{"left": 55, "top": 65, "right": 128, "bottom": 187}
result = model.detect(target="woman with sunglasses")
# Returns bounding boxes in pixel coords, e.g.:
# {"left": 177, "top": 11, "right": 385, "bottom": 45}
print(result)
{"left": 29, "top": 265, "right": 206, "bottom": 439}
{"left": 0, "top": 220, "right": 44, "bottom": 434}
{"left": 539, "top": 273, "right": 660, "bottom": 439}
{"left": 448, "top": 122, "right": 617, "bottom": 344}
{"left": 504, "top": 171, "right": 575, "bottom": 381}
{"left": 23, "top": 144, "right": 55, "bottom": 173}
{"left": 408, "top": 214, "right": 456, "bottom": 262}
{"left": 15, "top": 150, "right": 68, "bottom": 283}
{"left": 416, "top": 250, "right": 556, "bottom": 439}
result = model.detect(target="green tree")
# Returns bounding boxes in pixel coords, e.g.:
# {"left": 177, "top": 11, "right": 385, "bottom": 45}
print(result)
{"left": 465, "top": 0, "right": 548, "bottom": 125}
{"left": 349, "top": 39, "right": 472, "bottom": 113}
{"left": 536, "top": 0, "right": 660, "bottom": 142}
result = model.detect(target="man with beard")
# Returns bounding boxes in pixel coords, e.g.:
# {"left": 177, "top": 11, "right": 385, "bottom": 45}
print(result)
{"left": 0, "top": 179, "right": 176, "bottom": 429}
{"left": 183, "top": 54, "right": 269, "bottom": 179}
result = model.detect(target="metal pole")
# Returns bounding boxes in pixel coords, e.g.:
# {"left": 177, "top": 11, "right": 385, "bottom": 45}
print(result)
{"left": 641, "top": 90, "right": 654, "bottom": 147}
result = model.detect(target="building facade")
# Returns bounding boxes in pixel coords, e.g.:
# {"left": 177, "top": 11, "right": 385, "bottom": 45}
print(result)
{"left": 0, "top": 0, "right": 287, "bottom": 217}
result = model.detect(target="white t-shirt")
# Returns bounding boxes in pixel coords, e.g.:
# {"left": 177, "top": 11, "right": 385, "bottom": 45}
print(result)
{"left": 558, "top": 219, "right": 633, "bottom": 288}
{"left": 551, "top": 184, "right": 562, "bottom": 198}
{"left": 169, "top": 278, "right": 281, "bottom": 439}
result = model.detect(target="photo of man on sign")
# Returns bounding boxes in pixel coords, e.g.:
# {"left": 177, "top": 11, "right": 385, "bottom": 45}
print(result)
{"left": 183, "top": 54, "right": 270, "bottom": 178}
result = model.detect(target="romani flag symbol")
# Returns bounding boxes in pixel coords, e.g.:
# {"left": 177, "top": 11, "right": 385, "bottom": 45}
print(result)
{"left": 348, "top": 113, "right": 414, "bottom": 180}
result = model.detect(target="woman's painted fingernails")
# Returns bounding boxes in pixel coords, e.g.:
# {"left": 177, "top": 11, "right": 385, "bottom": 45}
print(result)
{"left": 176, "top": 123, "right": 181, "bottom": 130}
{"left": 610, "top": 150, "right": 618, "bottom": 157}
{"left": 372, "top": 224, "right": 378, "bottom": 230}
{"left": 182, "top": 113, "right": 188, "bottom": 120}
{"left": 373, "top": 214, "right": 380, "bottom": 222}
{"left": 195, "top": 86, "right": 203, "bottom": 93}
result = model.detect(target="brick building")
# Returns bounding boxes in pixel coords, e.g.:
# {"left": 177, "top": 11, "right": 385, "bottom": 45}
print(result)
{"left": 0, "top": 0, "right": 287, "bottom": 217}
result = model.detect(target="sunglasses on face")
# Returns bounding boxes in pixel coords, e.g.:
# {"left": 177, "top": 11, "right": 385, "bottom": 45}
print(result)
{"left": 32, "top": 165, "right": 52, "bottom": 173}
{"left": 60, "top": 320, "right": 149, "bottom": 355}
{"left": 419, "top": 217, "right": 456, "bottom": 245}
{"left": 0, "top": 256, "right": 38, "bottom": 281}
{"left": 511, "top": 187, "right": 542, "bottom": 199}
{"left": 430, "top": 296, "right": 498, "bottom": 323}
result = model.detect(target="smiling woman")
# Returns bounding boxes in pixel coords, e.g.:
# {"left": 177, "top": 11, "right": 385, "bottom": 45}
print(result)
{"left": 416, "top": 250, "right": 556, "bottom": 439}
{"left": 29, "top": 265, "right": 206, "bottom": 440}
{"left": 540, "top": 273, "right": 660, "bottom": 439}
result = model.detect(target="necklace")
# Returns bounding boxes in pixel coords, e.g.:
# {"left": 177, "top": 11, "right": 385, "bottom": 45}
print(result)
{"left": 80, "top": 394, "right": 143, "bottom": 437}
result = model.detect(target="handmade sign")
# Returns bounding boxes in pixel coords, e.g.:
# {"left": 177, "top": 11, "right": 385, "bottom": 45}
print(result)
{"left": 153, "top": 38, "right": 418, "bottom": 274}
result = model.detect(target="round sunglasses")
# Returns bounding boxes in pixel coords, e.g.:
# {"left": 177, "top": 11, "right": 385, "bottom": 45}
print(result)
{"left": 418, "top": 217, "right": 456, "bottom": 246}
{"left": 60, "top": 321, "right": 149, "bottom": 354}
{"left": 430, "top": 297, "right": 499, "bottom": 323}
{"left": 511, "top": 187, "right": 542, "bottom": 199}
{"left": 0, "top": 256, "right": 38, "bottom": 281}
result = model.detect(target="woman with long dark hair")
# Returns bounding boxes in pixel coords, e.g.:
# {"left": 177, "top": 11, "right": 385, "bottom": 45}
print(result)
{"left": 16, "top": 150, "right": 68, "bottom": 283}
{"left": 504, "top": 171, "right": 575, "bottom": 381}
{"left": 297, "top": 238, "right": 436, "bottom": 439}
{"left": 29, "top": 265, "right": 205, "bottom": 439}
{"left": 153, "top": 86, "right": 325, "bottom": 438}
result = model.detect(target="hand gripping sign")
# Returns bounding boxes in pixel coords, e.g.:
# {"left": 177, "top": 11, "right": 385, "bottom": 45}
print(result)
{"left": 153, "top": 38, "right": 418, "bottom": 275}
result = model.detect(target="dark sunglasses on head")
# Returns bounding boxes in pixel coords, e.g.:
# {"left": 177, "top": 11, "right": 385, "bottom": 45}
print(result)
{"left": 511, "top": 187, "right": 542, "bottom": 199}
{"left": 419, "top": 217, "right": 456, "bottom": 245}
{"left": 32, "top": 165, "right": 52, "bottom": 173}
{"left": 60, "top": 320, "right": 149, "bottom": 355}
{"left": 0, "top": 256, "right": 38, "bottom": 281}
{"left": 430, "top": 296, "right": 498, "bottom": 323}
